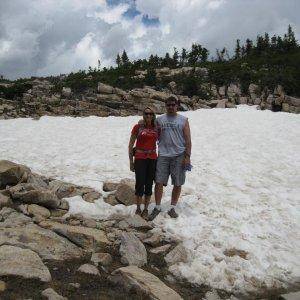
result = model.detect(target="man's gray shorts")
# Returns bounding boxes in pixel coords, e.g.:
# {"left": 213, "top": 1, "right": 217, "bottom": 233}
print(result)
{"left": 155, "top": 153, "right": 186, "bottom": 186}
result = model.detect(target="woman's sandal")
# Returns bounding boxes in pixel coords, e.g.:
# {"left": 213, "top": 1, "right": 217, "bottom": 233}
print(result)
{"left": 141, "top": 208, "right": 148, "bottom": 219}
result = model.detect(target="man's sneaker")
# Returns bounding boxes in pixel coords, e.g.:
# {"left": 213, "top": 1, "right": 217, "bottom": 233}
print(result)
{"left": 148, "top": 207, "right": 161, "bottom": 221}
{"left": 141, "top": 209, "right": 148, "bottom": 220}
{"left": 168, "top": 208, "right": 178, "bottom": 218}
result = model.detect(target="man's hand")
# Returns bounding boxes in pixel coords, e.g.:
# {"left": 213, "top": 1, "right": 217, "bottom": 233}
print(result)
{"left": 130, "top": 161, "right": 135, "bottom": 172}
{"left": 182, "top": 156, "right": 191, "bottom": 168}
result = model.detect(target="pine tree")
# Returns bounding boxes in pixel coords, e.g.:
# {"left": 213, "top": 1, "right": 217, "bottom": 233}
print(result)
{"left": 180, "top": 48, "right": 188, "bottom": 66}
{"left": 235, "top": 39, "right": 241, "bottom": 59}
{"left": 116, "top": 54, "right": 121, "bottom": 67}
{"left": 121, "top": 50, "right": 129, "bottom": 65}
{"left": 245, "top": 39, "right": 253, "bottom": 56}
{"left": 173, "top": 47, "right": 179, "bottom": 67}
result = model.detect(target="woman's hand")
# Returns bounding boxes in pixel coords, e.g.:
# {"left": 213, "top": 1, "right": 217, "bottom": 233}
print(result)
{"left": 130, "top": 161, "right": 135, "bottom": 172}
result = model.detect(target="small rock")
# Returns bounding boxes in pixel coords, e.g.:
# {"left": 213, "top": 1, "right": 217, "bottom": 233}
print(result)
{"left": 120, "top": 232, "right": 147, "bottom": 267}
{"left": 91, "top": 252, "right": 113, "bottom": 266}
{"left": 280, "top": 291, "right": 300, "bottom": 300}
{"left": 0, "top": 280, "right": 6, "bottom": 292}
{"left": 77, "top": 263, "right": 100, "bottom": 276}
{"left": 0, "top": 193, "right": 12, "bottom": 208}
{"left": 164, "top": 244, "right": 188, "bottom": 266}
{"left": 150, "top": 244, "right": 172, "bottom": 255}
{"left": 111, "top": 266, "right": 182, "bottom": 300}
{"left": 120, "top": 215, "right": 152, "bottom": 230}
{"left": 205, "top": 290, "right": 221, "bottom": 300}
{"left": 28, "top": 204, "right": 51, "bottom": 218}
{"left": 59, "top": 199, "right": 69, "bottom": 210}
{"left": 143, "top": 232, "right": 163, "bottom": 247}
{"left": 104, "top": 194, "right": 119, "bottom": 206}
{"left": 103, "top": 181, "right": 119, "bottom": 192}
{"left": 42, "top": 288, "right": 67, "bottom": 300}
{"left": 69, "top": 283, "right": 80, "bottom": 289}
{"left": 82, "top": 218, "right": 97, "bottom": 228}
{"left": 83, "top": 191, "right": 101, "bottom": 203}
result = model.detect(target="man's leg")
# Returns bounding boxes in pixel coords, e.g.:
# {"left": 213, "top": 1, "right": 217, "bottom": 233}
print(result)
{"left": 168, "top": 154, "right": 185, "bottom": 218}
{"left": 148, "top": 156, "right": 169, "bottom": 221}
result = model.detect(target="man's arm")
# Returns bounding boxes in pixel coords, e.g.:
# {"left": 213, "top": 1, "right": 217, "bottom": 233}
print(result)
{"left": 183, "top": 119, "right": 191, "bottom": 162}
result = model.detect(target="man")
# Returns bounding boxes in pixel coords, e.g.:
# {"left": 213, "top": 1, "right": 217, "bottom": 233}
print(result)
{"left": 148, "top": 96, "right": 192, "bottom": 220}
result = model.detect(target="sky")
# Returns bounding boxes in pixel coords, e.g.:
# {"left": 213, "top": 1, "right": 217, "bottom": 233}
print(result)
{"left": 0, "top": 0, "right": 299, "bottom": 80}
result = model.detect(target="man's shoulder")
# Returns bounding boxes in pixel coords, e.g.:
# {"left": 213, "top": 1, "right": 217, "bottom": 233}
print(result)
{"left": 156, "top": 114, "right": 166, "bottom": 122}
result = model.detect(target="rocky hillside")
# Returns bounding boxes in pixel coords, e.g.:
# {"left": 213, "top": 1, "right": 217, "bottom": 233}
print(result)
{"left": 0, "top": 66, "right": 299, "bottom": 120}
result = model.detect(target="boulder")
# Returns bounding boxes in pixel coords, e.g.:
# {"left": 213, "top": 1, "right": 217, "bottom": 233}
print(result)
{"left": 0, "top": 194, "right": 12, "bottom": 208}
{"left": 11, "top": 185, "right": 60, "bottom": 208}
{"left": 39, "top": 220, "right": 110, "bottom": 251}
{"left": 253, "top": 98, "right": 261, "bottom": 105}
{"left": 115, "top": 179, "right": 135, "bottom": 206}
{"left": 0, "top": 280, "right": 6, "bottom": 292}
{"left": 104, "top": 194, "right": 119, "bottom": 206}
{"left": 119, "top": 232, "right": 147, "bottom": 267}
{"left": 62, "top": 87, "right": 72, "bottom": 98}
{"left": 98, "top": 82, "right": 114, "bottom": 94}
{"left": 282, "top": 102, "right": 290, "bottom": 112}
{"left": 83, "top": 191, "right": 101, "bottom": 203}
{"left": 239, "top": 97, "right": 248, "bottom": 104}
{"left": 216, "top": 99, "right": 226, "bottom": 108}
{"left": 249, "top": 84, "right": 260, "bottom": 100}
{"left": 77, "top": 263, "right": 100, "bottom": 276}
{"left": 0, "top": 245, "right": 51, "bottom": 282}
{"left": 103, "top": 181, "right": 119, "bottom": 192}
{"left": 218, "top": 86, "right": 226, "bottom": 97}
{"left": 0, "top": 212, "right": 84, "bottom": 260}
{"left": 96, "top": 94, "right": 122, "bottom": 102}
{"left": 227, "top": 83, "right": 241, "bottom": 101}
{"left": 205, "top": 290, "right": 221, "bottom": 300}
{"left": 91, "top": 252, "right": 113, "bottom": 266}
{"left": 41, "top": 288, "right": 67, "bottom": 300}
{"left": 225, "top": 102, "right": 236, "bottom": 109}
{"left": 164, "top": 244, "right": 188, "bottom": 266}
{"left": 0, "top": 207, "right": 32, "bottom": 227}
{"left": 0, "top": 160, "right": 30, "bottom": 188}
{"left": 285, "top": 95, "right": 300, "bottom": 107}
{"left": 118, "top": 215, "right": 153, "bottom": 230}
{"left": 111, "top": 266, "right": 182, "bottom": 300}
{"left": 168, "top": 81, "right": 177, "bottom": 94}
{"left": 143, "top": 231, "right": 164, "bottom": 247}
{"left": 49, "top": 180, "right": 77, "bottom": 199}
{"left": 149, "top": 244, "right": 172, "bottom": 255}
{"left": 27, "top": 172, "right": 48, "bottom": 189}
{"left": 28, "top": 204, "right": 51, "bottom": 218}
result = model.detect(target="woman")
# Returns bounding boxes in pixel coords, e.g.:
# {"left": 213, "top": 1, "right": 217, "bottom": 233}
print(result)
{"left": 128, "top": 107, "right": 158, "bottom": 219}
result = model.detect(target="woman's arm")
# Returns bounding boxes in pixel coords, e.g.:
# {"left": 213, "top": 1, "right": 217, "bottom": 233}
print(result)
{"left": 128, "top": 133, "right": 137, "bottom": 171}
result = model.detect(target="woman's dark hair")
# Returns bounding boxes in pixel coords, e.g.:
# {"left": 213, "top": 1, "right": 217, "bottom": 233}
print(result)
{"left": 143, "top": 107, "right": 156, "bottom": 127}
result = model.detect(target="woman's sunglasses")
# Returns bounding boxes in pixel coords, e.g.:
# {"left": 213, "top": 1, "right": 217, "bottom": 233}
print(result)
{"left": 166, "top": 103, "right": 176, "bottom": 107}
{"left": 144, "top": 112, "right": 154, "bottom": 116}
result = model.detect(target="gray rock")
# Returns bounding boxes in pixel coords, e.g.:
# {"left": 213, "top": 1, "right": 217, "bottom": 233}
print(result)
{"left": 12, "top": 186, "right": 60, "bottom": 209}
{"left": 77, "top": 263, "right": 100, "bottom": 276}
{"left": 0, "top": 207, "right": 32, "bottom": 227}
{"left": 49, "top": 180, "right": 77, "bottom": 199}
{"left": 98, "top": 82, "right": 114, "bottom": 94}
{"left": 0, "top": 280, "right": 6, "bottom": 292}
{"left": 27, "top": 173, "right": 48, "bottom": 189}
{"left": 82, "top": 191, "right": 101, "bottom": 202}
{"left": 39, "top": 220, "right": 110, "bottom": 251}
{"left": 120, "top": 232, "right": 147, "bottom": 267}
{"left": 0, "top": 245, "right": 51, "bottom": 282}
{"left": 0, "top": 193, "right": 12, "bottom": 208}
{"left": 28, "top": 204, "right": 51, "bottom": 218}
{"left": 164, "top": 244, "right": 188, "bottom": 266}
{"left": 62, "top": 87, "right": 72, "bottom": 98}
{"left": 0, "top": 160, "right": 31, "bottom": 188}
{"left": 150, "top": 244, "right": 171, "bottom": 255}
{"left": 205, "top": 290, "right": 221, "bottom": 300}
{"left": 280, "top": 291, "right": 300, "bottom": 300}
{"left": 42, "top": 288, "right": 67, "bottom": 300}
{"left": 119, "top": 215, "right": 152, "bottom": 230}
{"left": 111, "top": 266, "right": 182, "bottom": 300}
{"left": 91, "top": 252, "right": 113, "bottom": 266}
{"left": 0, "top": 214, "right": 84, "bottom": 260}
{"left": 104, "top": 194, "right": 119, "bottom": 206}
{"left": 102, "top": 181, "right": 119, "bottom": 192}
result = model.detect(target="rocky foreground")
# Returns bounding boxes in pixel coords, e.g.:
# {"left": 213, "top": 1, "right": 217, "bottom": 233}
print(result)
{"left": 0, "top": 160, "right": 298, "bottom": 300}
{"left": 0, "top": 67, "right": 300, "bottom": 120}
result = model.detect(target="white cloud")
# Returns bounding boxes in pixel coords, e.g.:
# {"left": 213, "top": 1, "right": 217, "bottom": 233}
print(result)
{"left": 0, "top": 0, "right": 299, "bottom": 79}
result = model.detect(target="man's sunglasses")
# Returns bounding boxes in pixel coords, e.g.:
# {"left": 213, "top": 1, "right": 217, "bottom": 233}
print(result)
{"left": 166, "top": 103, "right": 177, "bottom": 107}
{"left": 144, "top": 112, "right": 154, "bottom": 116}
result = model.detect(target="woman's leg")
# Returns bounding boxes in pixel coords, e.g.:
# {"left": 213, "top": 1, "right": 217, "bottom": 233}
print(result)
{"left": 134, "top": 159, "right": 146, "bottom": 213}
{"left": 142, "top": 159, "right": 156, "bottom": 218}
